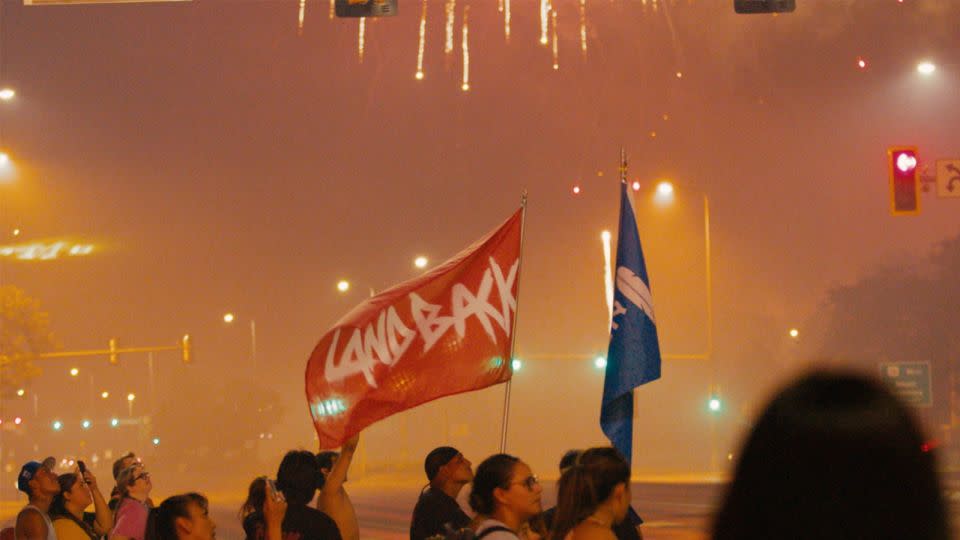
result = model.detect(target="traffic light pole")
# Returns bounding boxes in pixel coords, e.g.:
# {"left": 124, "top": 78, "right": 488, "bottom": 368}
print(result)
{"left": 34, "top": 335, "right": 193, "bottom": 364}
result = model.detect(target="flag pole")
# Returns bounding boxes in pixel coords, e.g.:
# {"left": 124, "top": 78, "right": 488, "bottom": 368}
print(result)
{"left": 499, "top": 191, "right": 528, "bottom": 453}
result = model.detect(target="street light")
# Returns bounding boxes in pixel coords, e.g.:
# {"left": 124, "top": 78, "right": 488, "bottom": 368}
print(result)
{"left": 414, "top": 256, "right": 429, "bottom": 269}
{"left": 917, "top": 61, "right": 936, "bottom": 76}
{"left": 220, "top": 312, "right": 257, "bottom": 371}
{"left": 69, "top": 367, "right": 80, "bottom": 377}
{"left": 0, "top": 88, "right": 14, "bottom": 101}
{"left": 651, "top": 180, "right": 717, "bottom": 469}
{"left": 788, "top": 328, "right": 800, "bottom": 339}
{"left": 101, "top": 391, "right": 110, "bottom": 399}
{"left": 336, "top": 280, "right": 350, "bottom": 293}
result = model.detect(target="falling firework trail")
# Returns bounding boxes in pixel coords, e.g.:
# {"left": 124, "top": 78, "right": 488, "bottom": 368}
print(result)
{"left": 602, "top": 230, "right": 613, "bottom": 328}
{"left": 416, "top": 0, "right": 427, "bottom": 79}
{"left": 298, "top": 0, "right": 306, "bottom": 34}
{"left": 329, "top": 0, "right": 334, "bottom": 19}
{"left": 498, "top": 0, "right": 503, "bottom": 12}
{"left": 461, "top": 5, "right": 470, "bottom": 91}
{"left": 580, "top": 0, "right": 587, "bottom": 55}
{"left": 504, "top": 0, "right": 511, "bottom": 41}
{"left": 358, "top": 17, "right": 366, "bottom": 63}
{"left": 551, "top": 8, "right": 559, "bottom": 70}
{"left": 445, "top": 0, "right": 456, "bottom": 55}
{"left": 540, "top": 0, "right": 550, "bottom": 45}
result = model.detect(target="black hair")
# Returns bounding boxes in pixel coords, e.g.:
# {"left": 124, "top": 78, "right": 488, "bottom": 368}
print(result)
{"left": 156, "top": 492, "right": 208, "bottom": 540}
{"left": 239, "top": 476, "right": 267, "bottom": 521}
{"left": 558, "top": 450, "right": 582, "bottom": 471}
{"left": 549, "top": 447, "right": 630, "bottom": 540}
{"left": 468, "top": 454, "right": 519, "bottom": 515}
{"left": 277, "top": 450, "right": 319, "bottom": 506}
{"left": 712, "top": 370, "right": 949, "bottom": 540}
{"left": 50, "top": 472, "right": 83, "bottom": 518}
{"left": 316, "top": 451, "right": 339, "bottom": 490}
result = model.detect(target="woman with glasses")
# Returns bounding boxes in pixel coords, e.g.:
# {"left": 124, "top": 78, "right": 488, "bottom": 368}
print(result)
{"left": 50, "top": 469, "right": 113, "bottom": 540}
{"left": 547, "top": 447, "right": 631, "bottom": 540}
{"left": 468, "top": 454, "right": 543, "bottom": 540}
{"left": 109, "top": 464, "right": 153, "bottom": 540}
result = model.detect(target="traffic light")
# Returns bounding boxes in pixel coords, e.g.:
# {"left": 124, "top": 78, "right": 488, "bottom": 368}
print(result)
{"left": 708, "top": 396, "right": 722, "bottom": 413}
{"left": 108, "top": 338, "right": 118, "bottom": 365}
{"left": 888, "top": 146, "right": 920, "bottom": 215}
{"left": 181, "top": 334, "right": 192, "bottom": 364}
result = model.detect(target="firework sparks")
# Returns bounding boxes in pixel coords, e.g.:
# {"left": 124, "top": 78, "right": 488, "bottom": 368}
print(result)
{"left": 551, "top": 8, "right": 559, "bottom": 70}
{"left": 329, "top": 0, "right": 334, "bottom": 19}
{"left": 416, "top": 0, "right": 427, "bottom": 80}
{"left": 298, "top": 0, "right": 305, "bottom": 34}
{"left": 461, "top": 5, "right": 470, "bottom": 91}
{"left": 602, "top": 230, "right": 614, "bottom": 327}
{"left": 505, "top": 0, "right": 511, "bottom": 42}
{"left": 445, "top": 0, "right": 456, "bottom": 55}
{"left": 540, "top": 0, "right": 550, "bottom": 45}
{"left": 580, "top": 0, "right": 587, "bottom": 55}
{"left": 498, "top": 0, "right": 503, "bottom": 13}
{"left": 359, "top": 17, "right": 366, "bottom": 64}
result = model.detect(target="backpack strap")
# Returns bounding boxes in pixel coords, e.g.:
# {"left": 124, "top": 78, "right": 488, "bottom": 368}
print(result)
{"left": 475, "top": 526, "right": 515, "bottom": 540}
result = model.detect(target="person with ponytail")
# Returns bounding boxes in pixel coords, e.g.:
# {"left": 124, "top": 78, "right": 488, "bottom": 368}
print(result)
{"left": 548, "top": 447, "right": 631, "bottom": 540}
{"left": 468, "top": 454, "right": 543, "bottom": 540}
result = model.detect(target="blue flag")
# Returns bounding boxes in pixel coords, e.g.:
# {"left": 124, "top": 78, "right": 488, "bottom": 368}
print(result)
{"left": 601, "top": 182, "right": 662, "bottom": 465}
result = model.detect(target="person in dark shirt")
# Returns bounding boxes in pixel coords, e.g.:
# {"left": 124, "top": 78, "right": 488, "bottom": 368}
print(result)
{"left": 258, "top": 450, "right": 342, "bottom": 540}
{"left": 410, "top": 446, "right": 474, "bottom": 540}
{"left": 541, "top": 450, "right": 644, "bottom": 540}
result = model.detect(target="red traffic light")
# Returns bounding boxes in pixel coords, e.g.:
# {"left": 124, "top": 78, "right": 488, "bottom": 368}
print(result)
{"left": 888, "top": 147, "right": 920, "bottom": 216}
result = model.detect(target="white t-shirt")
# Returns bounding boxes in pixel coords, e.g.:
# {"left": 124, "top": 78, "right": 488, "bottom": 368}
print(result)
{"left": 474, "top": 518, "right": 518, "bottom": 540}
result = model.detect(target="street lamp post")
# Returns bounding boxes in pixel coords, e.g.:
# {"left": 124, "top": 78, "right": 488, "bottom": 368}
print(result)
{"left": 653, "top": 181, "right": 718, "bottom": 473}
{"left": 223, "top": 313, "right": 257, "bottom": 372}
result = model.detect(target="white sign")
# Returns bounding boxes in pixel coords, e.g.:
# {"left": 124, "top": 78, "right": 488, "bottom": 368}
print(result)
{"left": 936, "top": 159, "right": 960, "bottom": 198}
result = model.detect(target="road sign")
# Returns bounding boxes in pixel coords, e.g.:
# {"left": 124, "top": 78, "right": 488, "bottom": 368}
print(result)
{"left": 936, "top": 160, "right": 960, "bottom": 198}
{"left": 879, "top": 362, "right": 932, "bottom": 407}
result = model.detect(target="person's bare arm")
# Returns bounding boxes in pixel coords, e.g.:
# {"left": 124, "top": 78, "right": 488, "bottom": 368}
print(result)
{"left": 15, "top": 509, "right": 48, "bottom": 540}
{"left": 320, "top": 433, "right": 359, "bottom": 502}
{"left": 84, "top": 470, "right": 114, "bottom": 534}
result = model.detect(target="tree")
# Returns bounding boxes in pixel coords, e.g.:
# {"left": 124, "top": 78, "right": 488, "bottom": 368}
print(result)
{"left": 0, "top": 286, "right": 57, "bottom": 398}
{"left": 800, "top": 234, "right": 960, "bottom": 429}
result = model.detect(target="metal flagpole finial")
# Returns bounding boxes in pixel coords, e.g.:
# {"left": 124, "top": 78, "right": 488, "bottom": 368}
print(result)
{"left": 520, "top": 190, "right": 528, "bottom": 207}
{"left": 619, "top": 148, "right": 628, "bottom": 184}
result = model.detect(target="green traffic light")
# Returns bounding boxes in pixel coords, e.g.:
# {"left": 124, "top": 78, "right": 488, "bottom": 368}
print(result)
{"left": 708, "top": 397, "right": 722, "bottom": 412}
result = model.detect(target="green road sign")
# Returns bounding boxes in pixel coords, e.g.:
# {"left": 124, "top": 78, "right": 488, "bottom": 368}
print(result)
{"left": 879, "top": 362, "right": 932, "bottom": 407}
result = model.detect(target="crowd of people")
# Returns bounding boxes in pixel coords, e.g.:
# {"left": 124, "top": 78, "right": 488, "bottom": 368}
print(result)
{"left": 6, "top": 370, "right": 953, "bottom": 540}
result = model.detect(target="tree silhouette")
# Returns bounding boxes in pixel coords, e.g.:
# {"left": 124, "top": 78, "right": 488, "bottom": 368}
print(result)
{"left": 0, "top": 286, "right": 57, "bottom": 398}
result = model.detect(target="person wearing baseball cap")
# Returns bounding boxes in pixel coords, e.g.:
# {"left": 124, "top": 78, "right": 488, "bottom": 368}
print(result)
{"left": 409, "top": 447, "right": 474, "bottom": 540}
{"left": 15, "top": 456, "right": 60, "bottom": 540}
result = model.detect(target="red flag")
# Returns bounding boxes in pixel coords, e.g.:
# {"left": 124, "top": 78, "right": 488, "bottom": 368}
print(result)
{"left": 305, "top": 209, "right": 524, "bottom": 448}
